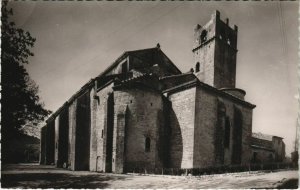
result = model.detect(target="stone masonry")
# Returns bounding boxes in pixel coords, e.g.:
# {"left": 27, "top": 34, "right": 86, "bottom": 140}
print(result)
{"left": 250, "top": 132, "right": 286, "bottom": 163}
{"left": 40, "top": 11, "right": 269, "bottom": 174}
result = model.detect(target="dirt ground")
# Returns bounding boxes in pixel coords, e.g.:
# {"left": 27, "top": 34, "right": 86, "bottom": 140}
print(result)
{"left": 1, "top": 164, "right": 298, "bottom": 189}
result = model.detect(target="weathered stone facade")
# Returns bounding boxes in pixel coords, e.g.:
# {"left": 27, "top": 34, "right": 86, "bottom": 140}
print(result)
{"left": 250, "top": 132, "right": 285, "bottom": 163}
{"left": 40, "top": 11, "right": 259, "bottom": 173}
{"left": 193, "top": 10, "right": 237, "bottom": 89}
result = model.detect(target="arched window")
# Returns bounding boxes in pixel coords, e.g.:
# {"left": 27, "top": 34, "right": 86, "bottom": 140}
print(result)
{"left": 220, "top": 29, "right": 225, "bottom": 40}
{"left": 200, "top": 30, "right": 207, "bottom": 43}
{"left": 227, "top": 39, "right": 231, "bottom": 45}
{"left": 224, "top": 117, "right": 230, "bottom": 148}
{"left": 227, "top": 34, "right": 232, "bottom": 45}
{"left": 195, "top": 62, "right": 200, "bottom": 72}
{"left": 145, "top": 137, "right": 151, "bottom": 152}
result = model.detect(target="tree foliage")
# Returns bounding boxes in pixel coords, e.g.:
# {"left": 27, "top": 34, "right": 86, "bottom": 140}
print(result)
{"left": 1, "top": 1, "right": 51, "bottom": 156}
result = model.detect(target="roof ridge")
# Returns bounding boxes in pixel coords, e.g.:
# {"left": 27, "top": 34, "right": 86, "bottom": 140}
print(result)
{"left": 126, "top": 46, "right": 158, "bottom": 54}
{"left": 159, "top": 73, "right": 194, "bottom": 80}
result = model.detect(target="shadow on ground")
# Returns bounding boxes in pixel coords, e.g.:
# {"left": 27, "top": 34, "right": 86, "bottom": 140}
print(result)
{"left": 1, "top": 173, "right": 128, "bottom": 188}
{"left": 2, "top": 164, "right": 298, "bottom": 189}
{"left": 275, "top": 178, "right": 298, "bottom": 189}
{"left": 2, "top": 164, "right": 60, "bottom": 171}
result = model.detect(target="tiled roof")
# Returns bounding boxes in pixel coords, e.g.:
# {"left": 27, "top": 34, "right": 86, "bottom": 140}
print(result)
{"left": 162, "top": 78, "right": 256, "bottom": 109}
{"left": 252, "top": 132, "right": 273, "bottom": 141}
{"left": 250, "top": 145, "right": 274, "bottom": 152}
{"left": 46, "top": 45, "right": 179, "bottom": 122}
{"left": 97, "top": 46, "right": 181, "bottom": 78}
{"left": 120, "top": 73, "right": 151, "bottom": 83}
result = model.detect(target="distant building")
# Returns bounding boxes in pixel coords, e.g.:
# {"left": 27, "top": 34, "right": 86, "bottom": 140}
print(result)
{"left": 291, "top": 151, "right": 298, "bottom": 164}
{"left": 40, "top": 10, "right": 257, "bottom": 173}
{"left": 251, "top": 132, "right": 285, "bottom": 163}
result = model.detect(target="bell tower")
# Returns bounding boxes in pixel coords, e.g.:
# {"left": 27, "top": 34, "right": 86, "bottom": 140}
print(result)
{"left": 193, "top": 10, "right": 238, "bottom": 89}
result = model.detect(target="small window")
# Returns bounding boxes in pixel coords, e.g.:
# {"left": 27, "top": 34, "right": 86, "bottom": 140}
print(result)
{"left": 200, "top": 30, "right": 207, "bottom": 43}
{"left": 220, "top": 29, "right": 225, "bottom": 38}
{"left": 195, "top": 62, "right": 200, "bottom": 72}
{"left": 150, "top": 103, "right": 153, "bottom": 106}
{"left": 101, "top": 130, "right": 104, "bottom": 138}
{"left": 227, "top": 39, "right": 231, "bottom": 45}
{"left": 145, "top": 137, "right": 151, "bottom": 152}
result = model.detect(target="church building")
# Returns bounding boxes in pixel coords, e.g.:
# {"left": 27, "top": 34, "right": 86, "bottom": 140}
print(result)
{"left": 40, "top": 10, "right": 256, "bottom": 174}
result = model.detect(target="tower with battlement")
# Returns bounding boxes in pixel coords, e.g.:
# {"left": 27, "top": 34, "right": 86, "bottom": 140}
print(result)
{"left": 193, "top": 10, "right": 238, "bottom": 89}
{"left": 40, "top": 11, "right": 261, "bottom": 174}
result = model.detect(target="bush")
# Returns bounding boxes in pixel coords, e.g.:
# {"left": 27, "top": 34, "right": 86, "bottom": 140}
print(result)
{"left": 126, "top": 162, "right": 297, "bottom": 176}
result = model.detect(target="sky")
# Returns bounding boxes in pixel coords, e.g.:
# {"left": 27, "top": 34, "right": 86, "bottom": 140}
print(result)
{"left": 8, "top": 1, "right": 299, "bottom": 155}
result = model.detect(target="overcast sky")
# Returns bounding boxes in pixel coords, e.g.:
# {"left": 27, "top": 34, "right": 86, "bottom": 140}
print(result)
{"left": 9, "top": 1, "right": 298, "bottom": 155}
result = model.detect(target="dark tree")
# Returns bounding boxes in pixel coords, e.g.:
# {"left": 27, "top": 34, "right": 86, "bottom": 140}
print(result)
{"left": 1, "top": 1, "right": 51, "bottom": 163}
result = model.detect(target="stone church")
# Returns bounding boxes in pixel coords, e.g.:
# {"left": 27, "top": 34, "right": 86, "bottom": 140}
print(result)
{"left": 40, "top": 10, "right": 256, "bottom": 173}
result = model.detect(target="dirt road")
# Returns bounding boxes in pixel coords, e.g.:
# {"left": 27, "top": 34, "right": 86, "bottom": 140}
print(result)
{"left": 1, "top": 164, "right": 298, "bottom": 188}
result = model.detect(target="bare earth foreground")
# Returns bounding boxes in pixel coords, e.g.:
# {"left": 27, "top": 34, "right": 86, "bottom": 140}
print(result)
{"left": 1, "top": 164, "right": 298, "bottom": 189}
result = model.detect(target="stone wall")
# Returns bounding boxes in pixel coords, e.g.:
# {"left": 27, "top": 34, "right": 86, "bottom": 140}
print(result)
{"left": 183, "top": 84, "right": 253, "bottom": 168}
{"left": 112, "top": 103, "right": 127, "bottom": 174}
{"left": 193, "top": 11, "right": 217, "bottom": 86}
{"left": 89, "top": 83, "right": 114, "bottom": 172}
{"left": 43, "top": 78, "right": 254, "bottom": 172}
{"left": 193, "top": 87, "right": 217, "bottom": 168}
{"left": 250, "top": 136, "right": 285, "bottom": 163}
{"left": 168, "top": 87, "right": 196, "bottom": 168}
{"left": 54, "top": 107, "right": 69, "bottom": 168}
{"left": 54, "top": 116, "right": 59, "bottom": 166}
{"left": 45, "top": 120, "right": 55, "bottom": 164}
{"left": 68, "top": 100, "right": 77, "bottom": 170}
{"left": 193, "top": 10, "right": 237, "bottom": 89}
{"left": 251, "top": 148, "right": 275, "bottom": 163}
{"left": 194, "top": 40, "right": 216, "bottom": 85}
{"left": 74, "top": 91, "right": 91, "bottom": 170}
{"left": 272, "top": 137, "right": 285, "bottom": 162}
{"left": 66, "top": 90, "right": 92, "bottom": 171}
{"left": 213, "top": 14, "right": 237, "bottom": 89}
{"left": 57, "top": 108, "right": 69, "bottom": 167}
{"left": 113, "top": 88, "right": 165, "bottom": 173}
{"left": 214, "top": 38, "right": 237, "bottom": 89}
{"left": 239, "top": 106, "right": 253, "bottom": 164}
{"left": 40, "top": 126, "right": 46, "bottom": 164}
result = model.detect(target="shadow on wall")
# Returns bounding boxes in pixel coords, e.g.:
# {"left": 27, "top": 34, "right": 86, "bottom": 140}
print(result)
{"left": 75, "top": 92, "right": 91, "bottom": 171}
{"left": 168, "top": 108, "right": 183, "bottom": 168}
